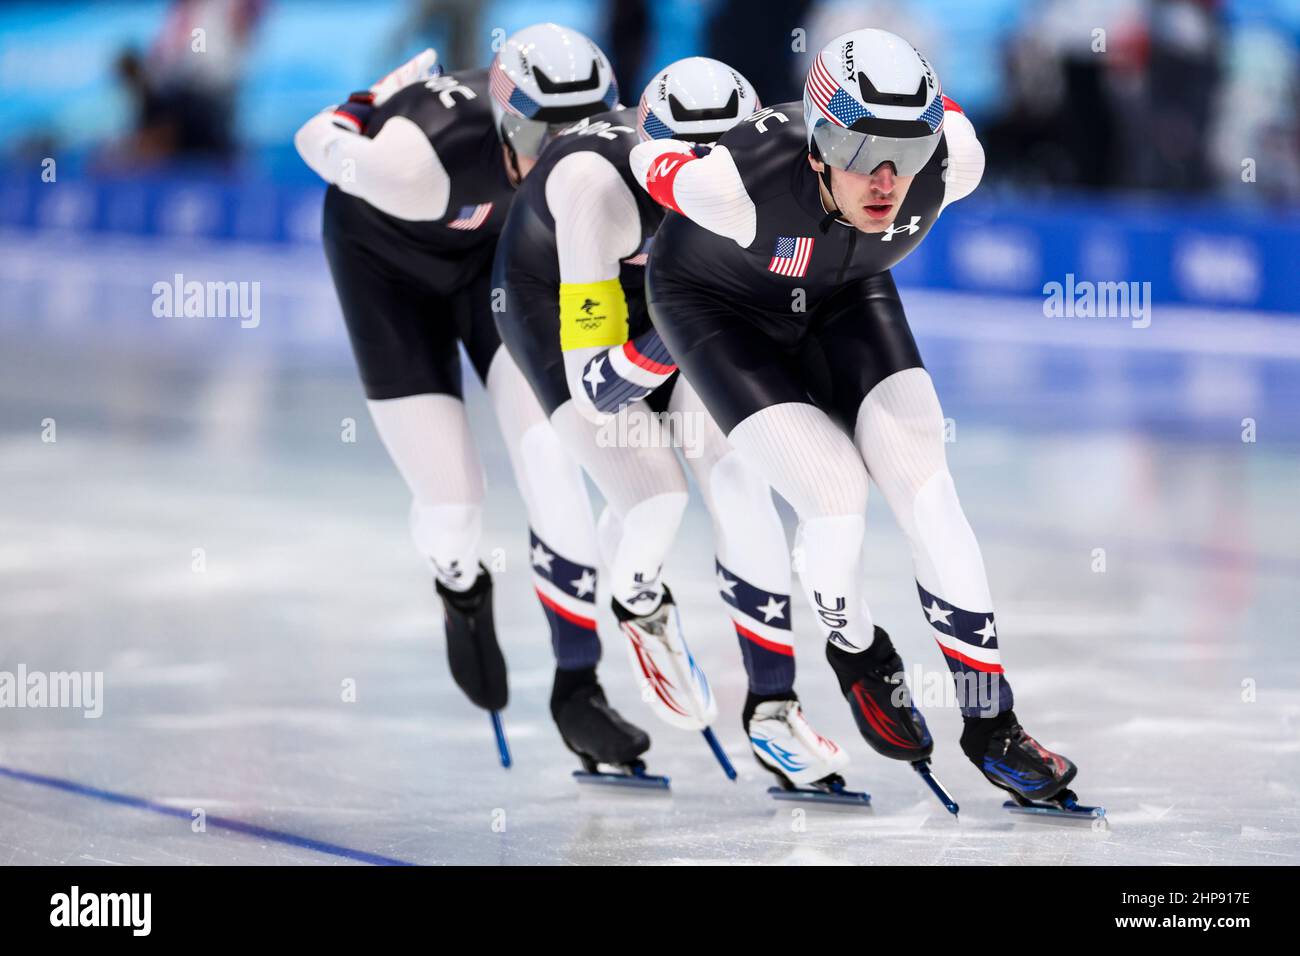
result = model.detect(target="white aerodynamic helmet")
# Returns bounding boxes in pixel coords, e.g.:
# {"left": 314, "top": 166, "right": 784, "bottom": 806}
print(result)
{"left": 803, "top": 28, "right": 944, "bottom": 176}
{"left": 489, "top": 22, "right": 620, "bottom": 159}
{"left": 636, "top": 56, "right": 760, "bottom": 143}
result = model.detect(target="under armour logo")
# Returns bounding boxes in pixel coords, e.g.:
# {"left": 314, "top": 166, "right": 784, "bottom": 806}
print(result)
{"left": 880, "top": 215, "right": 922, "bottom": 241}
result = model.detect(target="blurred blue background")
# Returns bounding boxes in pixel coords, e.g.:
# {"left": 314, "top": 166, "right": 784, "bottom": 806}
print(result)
{"left": 3, "top": 0, "right": 1298, "bottom": 448}
{"left": 2, "top": 0, "right": 1299, "bottom": 312}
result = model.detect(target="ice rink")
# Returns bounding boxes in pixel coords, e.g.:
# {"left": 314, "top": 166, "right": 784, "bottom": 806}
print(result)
{"left": 2, "top": 234, "right": 1298, "bottom": 865}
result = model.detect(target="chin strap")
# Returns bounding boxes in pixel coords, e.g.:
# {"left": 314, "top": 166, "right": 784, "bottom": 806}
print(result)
{"left": 817, "top": 164, "right": 843, "bottom": 233}
{"left": 502, "top": 135, "right": 523, "bottom": 187}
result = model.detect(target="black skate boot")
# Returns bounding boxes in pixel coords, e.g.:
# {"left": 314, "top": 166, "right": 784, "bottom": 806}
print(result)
{"left": 435, "top": 567, "right": 507, "bottom": 712}
{"left": 962, "top": 710, "right": 1090, "bottom": 814}
{"left": 551, "top": 667, "right": 664, "bottom": 789}
{"left": 825, "top": 628, "right": 934, "bottom": 761}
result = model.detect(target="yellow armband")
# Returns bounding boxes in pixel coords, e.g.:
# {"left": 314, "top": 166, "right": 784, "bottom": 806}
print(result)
{"left": 559, "top": 279, "right": 629, "bottom": 351}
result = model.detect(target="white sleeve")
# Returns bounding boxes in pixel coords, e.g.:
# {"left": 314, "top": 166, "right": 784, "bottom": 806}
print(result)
{"left": 545, "top": 150, "right": 642, "bottom": 282}
{"left": 293, "top": 109, "right": 451, "bottom": 221}
{"left": 629, "top": 141, "right": 757, "bottom": 247}
{"left": 546, "top": 150, "right": 642, "bottom": 424}
{"left": 940, "top": 110, "right": 985, "bottom": 211}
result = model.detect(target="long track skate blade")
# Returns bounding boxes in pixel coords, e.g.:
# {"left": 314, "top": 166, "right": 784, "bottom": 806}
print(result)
{"left": 1002, "top": 798, "right": 1105, "bottom": 820}
{"left": 573, "top": 769, "right": 671, "bottom": 791}
{"left": 912, "top": 760, "right": 959, "bottom": 816}
{"left": 767, "top": 785, "right": 871, "bottom": 807}
{"left": 490, "top": 711, "right": 511, "bottom": 769}
{"left": 702, "top": 727, "right": 737, "bottom": 780}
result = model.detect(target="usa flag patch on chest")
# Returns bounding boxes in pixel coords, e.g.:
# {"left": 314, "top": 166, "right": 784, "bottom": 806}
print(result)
{"left": 768, "top": 236, "right": 814, "bottom": 277}
{"left": 447, "top": 203, "right": 493, "bottom": 230}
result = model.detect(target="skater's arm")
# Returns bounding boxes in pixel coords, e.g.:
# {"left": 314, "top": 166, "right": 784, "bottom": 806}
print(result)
{"left": 292, "top": 48, "right": 449, "bottom": 221}
{"left": 293, "top": 110, "right": 451, "bottom": 221}
{"left": 938, "top": 97, "right": 984, "bottom": 211}
{"left": 578, "top": 328, "right": 678, "bottom": 416}
{"left": 547, "top": 151, "right": 644, "bottom": 422}
{"left": 629, "top": 141, "right": 757, "bottom": 246}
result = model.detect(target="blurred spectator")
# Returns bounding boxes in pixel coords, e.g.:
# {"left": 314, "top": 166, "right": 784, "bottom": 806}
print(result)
{"left": 13, "top": 0, "right": 1296, "bottom": 205}
{"left": 606, "top": 0, "right": 650, "bottom": 99}
{"left": 392, "top": 0, "right": 480, "bottom": 73}
{"left": 984, "top": 0, "right": 1146, "bottom": 191}
{"left": 108, "top": 48, "right": 177, "bottom": 165}
{"left": 1145, "top": 0, "right": 1223, "bottom": 193}
{"left": 149, "top": 0, "right": 266, "bottom": 159}
{"left": 1208, "top": 23, "right": 1300, "bottom": 201}
{"left": 706, "top": 0, "right": 817, "bottom": 106}
{"left": 101, "top": 0, "right": 266, "bottom": 167}
{"left": 980, "top": 33, "right": 1077, "bottom": 190}
{"left": 979, "top": 0, "right": 1266, "bottom": 198}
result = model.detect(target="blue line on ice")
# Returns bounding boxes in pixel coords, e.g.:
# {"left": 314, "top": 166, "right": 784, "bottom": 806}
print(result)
{"left": 0, "top": 765, "right": 417, "bottom": 866}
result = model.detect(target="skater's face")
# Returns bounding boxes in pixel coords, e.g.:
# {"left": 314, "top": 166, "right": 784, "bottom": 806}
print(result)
{"left": 808, "top": 157, "right": 914, "bottom": 233}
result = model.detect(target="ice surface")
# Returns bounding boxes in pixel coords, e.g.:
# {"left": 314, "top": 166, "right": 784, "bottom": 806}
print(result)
{"left": 1, "top": 236, "right": 1297, "bottom": 865}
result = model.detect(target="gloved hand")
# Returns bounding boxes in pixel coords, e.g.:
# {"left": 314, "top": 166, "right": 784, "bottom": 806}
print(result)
{"left": 330, "top": 91, "right": 376, "bottom": 134}
{"left": 564, "top": 347, "right": 615, "bottom": 426}
{"left": 578, "top": 328, "right": 678, "bottom": 417}
{"left": 327, "top": 48, "right": 440, "bottom": 136}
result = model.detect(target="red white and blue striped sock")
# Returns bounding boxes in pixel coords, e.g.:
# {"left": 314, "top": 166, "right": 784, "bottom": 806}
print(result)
{"left": 715, "top": 560, "right": 795, "bottom": 696}
{"left": 529, "top": 529, "right": 601, "bottom": 670}
{"left": 916, "top": 582, "right": 1013, "bottom": 717}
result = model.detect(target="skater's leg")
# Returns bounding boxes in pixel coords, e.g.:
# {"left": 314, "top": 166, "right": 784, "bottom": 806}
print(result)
{"left": 725, "top": 402, "right": 937, "bottom": 759}
{"left": 726, "top": 401, "right": 874, "bottom": 653}
{"left": 322, "top": 232, "right": 505, "bottom": 711}
{"left": 850, "top": 365, "right": 1084, "bottom": 795}
{"left": 812, "top": 273, "right": 1011, "bottom": 718}
{"left": 483, "top": 345, "right": 602, "bottom": 670}
{"left": 667, "top": 377, "right": 795, "bottom": 696}
{"left": 647, "top": 276, "right": 877, "bottom": 653}
{"left": 323, "top": 224, "right": 485, "bottom": 589}
{"left": 815, "top": 276, "right": 1077, "bottom": 800}
{"left": 491, "top": 261, "right": 669, "bottom": 761}
{"left": 452, "top": 267, "right": 605, "bottom": 670}
{"left": 650, "top": 276, "right": 933, "bottom": 762}
{"left": 665, "top": 379, "right": 853, "bottom": 787}
{"left": 548, "top": 398, "right": 729, "bottom": 734}
{"left": 854, "top": 367, "right": 1010, "bottom": 717}
{"left": 368, "top": 393, "right": 485, "bottom": 589}
{"left": 548, "top": 401, "right": 688, "bottom": 615}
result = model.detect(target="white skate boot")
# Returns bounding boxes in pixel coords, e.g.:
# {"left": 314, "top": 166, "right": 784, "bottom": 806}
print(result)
{"left": 615, "top": 587, "right": 733, "bottom": 778}
{"left": 746, "top": 696, "right": 870, "bottom": 806}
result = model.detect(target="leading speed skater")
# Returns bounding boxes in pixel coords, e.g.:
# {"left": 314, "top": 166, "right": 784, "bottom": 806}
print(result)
{"left": 629, "top": 27, "right": 1091, "bottom": 813}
